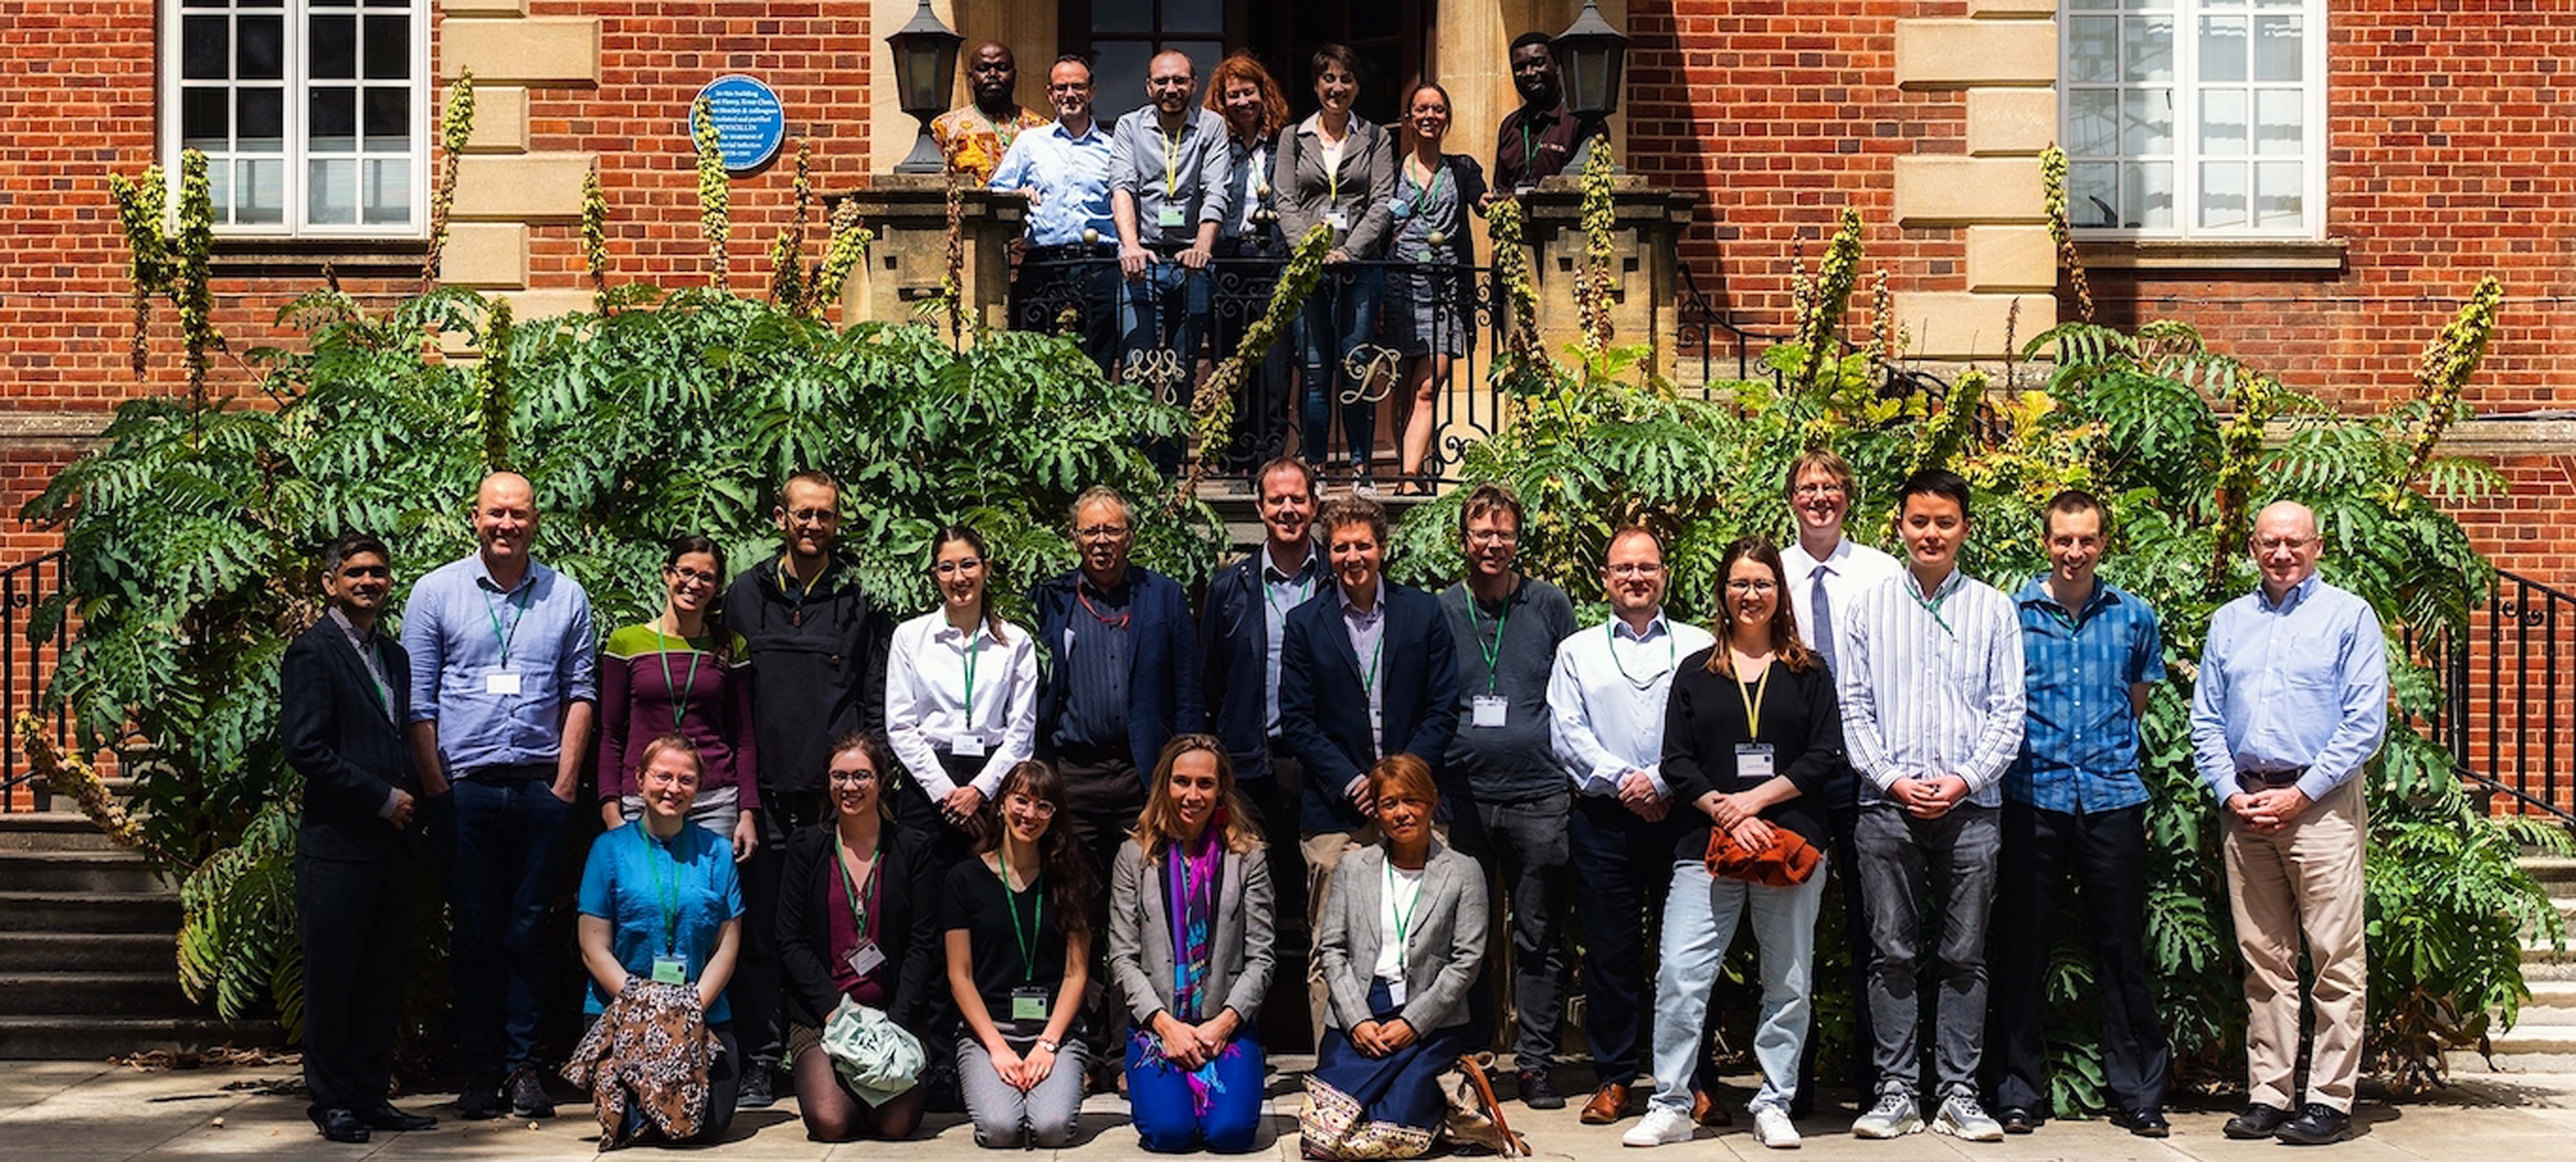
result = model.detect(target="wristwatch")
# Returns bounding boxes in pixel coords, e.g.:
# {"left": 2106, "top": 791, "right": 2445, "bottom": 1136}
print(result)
{"left": 1035, "top": 1038, "right": 1060, "bottom": 1054}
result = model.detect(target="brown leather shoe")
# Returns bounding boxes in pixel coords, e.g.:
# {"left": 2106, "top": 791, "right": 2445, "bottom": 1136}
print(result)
{"left": 1580, "top": 1082, "right": 1631, "bottom": 1124}
{"left": 1692, "top": 1090, "right": 1734, "bottom": 1127}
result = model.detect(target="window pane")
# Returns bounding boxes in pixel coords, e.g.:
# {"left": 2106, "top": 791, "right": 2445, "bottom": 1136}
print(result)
{"left": 1164, "top": 0, "right": 1222, "bottom": 34}
{"left": 2125, "top": 161, "right": 2174, "bottom": 229}
{"left": 310, "top": 88, "right": 357, "bottom": 152}
{"left": 2070, "top": 0, "right": 2117, "bottom": 8}
{"left": 239, "top": 158, "right": 284, "bottom": 225}
{"left": 363, "top": 87, "right": 410, "bottom": 146}
{"left": 238, "top": 14, "right": 284, "bottom": 80}
{"left": 2254, "top": 15, "right": 2302, "bottom": 82}
{"left": 2200, "top": 17, "right": 2247, "bottom": 83}
{"left": 183, "top": 88, "right": 230, "bottom": 152}
{"left": 238, "top": 86, "right": 284, "bottom": 153}
{"left": 2199, "top": 88, "right": 2247, "bottom": 155}
{"left": 2123, "top": 17, "right": 2172, "bottom": 83}
{"left": 363, "top": 157, "right": 412, "bottom": 225}
{"left": 1092, "top": 40, "right": 1151, "bottom": 124}
{"left": 208, "top": 158, "right": 234, "bottom": 224}
{"left": 363, "top": 15, "right": 410, "bottom": 79}
{"left": 2067, "top": 89, "right": 2118, "bottom": 157}
{"left": 183, "top": 16, "right": 229, "bottom": 80}
{"left": 2070, "top": 162, "right": 2120, "bottom": 228}
{"left": 2068, "top": 17, "right": 2119, "bottom": 84}
{"left": 1095, "top": 0, "right": 1151, "bottom": 33}
{"left": 309, "top": 158, "right": 357, "bottom": 224}
{"left": 2199, "top": 161, "right": 2247, "bottom": 229}
{"left": 310, "top": 15, "right": 357, "bottom": 80}
{"left": 2255, "top": 88, "right": 2302, "bottom": 155}
{"left": 2256, "top": 161, "right": 2302, "bottom": 229}
{"left": 2122, "top": 88, "right": 2172, "bottom": 155}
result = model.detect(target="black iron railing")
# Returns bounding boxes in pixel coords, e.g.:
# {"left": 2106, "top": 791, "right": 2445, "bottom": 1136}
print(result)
{"left": 0, "top": 549, "right": 67, "bottom": 812}
{"left": 2421, "top": 569, "right": 2576, "bottom": 826}
{"left": 1675, "top": 259, "right": 1790, "bottom": 388}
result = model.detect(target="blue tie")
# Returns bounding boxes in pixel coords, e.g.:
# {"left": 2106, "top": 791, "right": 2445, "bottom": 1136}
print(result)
{"left": 1809, "top": 564, "right": 1835, "bottom": 671}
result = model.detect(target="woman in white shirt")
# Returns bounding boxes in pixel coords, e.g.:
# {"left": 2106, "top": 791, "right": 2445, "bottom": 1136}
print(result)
{"left": 886, "top": 525, "right": 1041, "bottom": 871}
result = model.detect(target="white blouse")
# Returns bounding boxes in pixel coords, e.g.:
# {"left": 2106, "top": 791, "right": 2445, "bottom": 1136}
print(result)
{"left": 885, "top": 609, "right": 1040, "bottom": 800}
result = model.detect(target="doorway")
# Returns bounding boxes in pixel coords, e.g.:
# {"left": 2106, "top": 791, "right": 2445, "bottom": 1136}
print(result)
{"left": 1059, "top": 0, "right": 1430, "bottom": 125}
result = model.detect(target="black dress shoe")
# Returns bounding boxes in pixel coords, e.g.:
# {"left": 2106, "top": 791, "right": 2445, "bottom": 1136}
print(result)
{"left": 317, "top": 1108, "right": 371, "bottom": 1144}
{"left": 2109, "top": 1106, "right": 2170, "bottom": 1138}
{"left": 2223, "top": 1102, "right": 2292, "bottom": 1139}
{"left": 1998, "top": 1105, "right": 2039, "bottom": 1134}
{"left": 455, "top": 1083, "right": 500, "bottom": 1122}
{"left": 357, "top": 1103, "right": 437, "bottom": 1132}
{"left": 1516, "top": 1070, "right": 1566, "bottom": 1110}
{"left": 2274, "top": 1103, "right": 2351, "bottom": 1145}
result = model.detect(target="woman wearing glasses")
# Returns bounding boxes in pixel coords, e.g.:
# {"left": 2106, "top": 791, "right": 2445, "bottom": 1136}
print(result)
{"left": 1622, "top": 537, "right": 1842, "bottom": 1151}
{"left": 600, "top": 534, "right": 760, "bottom": 858}
{"left": 778, "top": 732, "right": 942, "bottom": 1140}
{"left": 887, "top": 525, "right": 1041, "bottom": 875}
{"left": 945, "top": 760, "right": 1097, "bottom": 1148}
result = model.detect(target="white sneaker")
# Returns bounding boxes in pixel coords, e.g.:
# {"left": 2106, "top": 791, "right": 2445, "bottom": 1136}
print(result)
{"left": 1752, "top": 1105, "right": 1803, "bottom": 1149}
{"left": 1932, "top": 1093, "right": 2004, "bottom": 1142}
{"left": 1622, "top": 1106, "right": 1696, "bottom": 1148}
{"left": 1851, "top": 1090, "right": 1922, "bottom": 1138}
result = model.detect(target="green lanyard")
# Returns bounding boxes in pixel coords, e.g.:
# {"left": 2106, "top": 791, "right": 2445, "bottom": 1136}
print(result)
{"left": 1266, "top": 570, "right": 1315, "bottom": 619}
{"left": 641, "top": 826, "right": 683, "bottom": 956}
{"left": 835, "top": 831, "right": 881, "bottom": 938}
{"left": 1360, "top": 632, "right": 1384, "bottom": 703}
{"left": 1909, "top": 577, "right": 1957, "bottom": 637}
{"left": 959, "top": 626, "right": 984, "bottom": 724}
{"left": 652, "top": 627, "right": 706, "bottom": 728}
{"left": 1732, "top": 656, "right": 1774, "bottom": 737}
{"left": 482, "top": 583, "right": 534, "bottom": 666}
{"left": 1471, "top": 597, "right": 1511, "bottom": 694}
{"left": 996, "top": 859, "right": 1045, "bottom": 985}
{"left": 1383, "top": 858, "right": 1422, "bottom": 976}
{"left": 1606, "top": 620, "right": 1676, "bottom": 688}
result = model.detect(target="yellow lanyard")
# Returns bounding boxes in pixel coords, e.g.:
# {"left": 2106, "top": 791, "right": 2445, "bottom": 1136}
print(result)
{"left": 1732, "top": 656, "right": 1773, "bottom": 737}
{"left": 1159, "top": 123, "right": 1183, "bottom": 199}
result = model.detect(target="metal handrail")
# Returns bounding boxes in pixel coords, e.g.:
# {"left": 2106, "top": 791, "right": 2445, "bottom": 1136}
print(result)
{"left": 1, "top": 549, "right": 67, "bottom": 812}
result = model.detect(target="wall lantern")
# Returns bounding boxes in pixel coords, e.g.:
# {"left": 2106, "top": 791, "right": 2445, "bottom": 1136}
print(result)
{"left": 886, "top": 0, "right": 964, "bottom": 173}
{"left": 1553, "top": 0, "right": 1631, "bottom": 120}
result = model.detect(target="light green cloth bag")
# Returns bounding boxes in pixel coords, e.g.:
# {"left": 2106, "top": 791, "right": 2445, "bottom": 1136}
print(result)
{"left": 821, "top": 998, "right": 925, "bottom": 1107}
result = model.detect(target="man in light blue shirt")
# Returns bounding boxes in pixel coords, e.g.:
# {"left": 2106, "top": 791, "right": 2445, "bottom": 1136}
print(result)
{"left": 992, "top": 55, "right": 1119, "bottom": 371}
{"left": 403, "top": 471, "right": 596, "bottom": 1123}
{"left": 2190, "top": 500, "right": 2385, "bottom": 1146}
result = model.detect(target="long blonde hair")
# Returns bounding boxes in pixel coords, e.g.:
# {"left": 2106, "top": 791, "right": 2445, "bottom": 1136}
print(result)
{"left": 1132, "top": 734, "right": 1261, "bottom": 860}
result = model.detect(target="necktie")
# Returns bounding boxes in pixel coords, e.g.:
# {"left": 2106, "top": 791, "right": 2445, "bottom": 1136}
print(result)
{"left": 1809, "top": 564, "right": 1836, "bottom": 671}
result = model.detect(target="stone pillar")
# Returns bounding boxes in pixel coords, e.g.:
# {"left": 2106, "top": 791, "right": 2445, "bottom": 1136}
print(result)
{"left": 1515, "top": 175, "right": 1698, "bottom": 379}
{"left": 832, "top": 176, "right": 1027, "bottom": 336}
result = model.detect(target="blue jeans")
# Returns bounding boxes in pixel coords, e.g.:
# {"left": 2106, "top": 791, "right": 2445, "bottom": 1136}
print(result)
{"left": 442, "top": 771, "right": 572, "bottom": 1081}
{"left": 1119, "top": 262, "right": 1207, "bottom": 378}
{"left": 1297, "top": 265, "right": 1383, "bottom": 467}
{"left": 1648, "top": 859, "right": 1827, "bottom": 1115}
{"left": 1126, "top": 1028, "right": 1266, "bottom": 1153}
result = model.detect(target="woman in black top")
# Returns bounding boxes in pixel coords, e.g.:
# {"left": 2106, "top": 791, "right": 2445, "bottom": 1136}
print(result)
{"left": 1627, "top": 537, "right": 1843, "bottom": 1149}
{"left": 777, "top": 732, "right": 940, "bottom": 1140}
{"left": 1383, "top": 82, "right": 1487, "bottom": 495}
{"left": 943, "top": 760, "right": 1097, "bottom": 1148}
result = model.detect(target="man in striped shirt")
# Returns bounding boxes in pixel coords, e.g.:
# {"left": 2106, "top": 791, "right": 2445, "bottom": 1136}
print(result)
{"left": 1836, "top": 469, "right": 2025, "bottom": 1143}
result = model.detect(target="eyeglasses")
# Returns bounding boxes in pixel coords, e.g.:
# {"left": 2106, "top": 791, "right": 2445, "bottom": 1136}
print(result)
{"left": 1047, "top": 82, "right": 1091, "bottom": 94}
{"left": 1726, "top": 579, "right": 1779, "bottom": 594}
{"left": 828, "top": 768, "right": 880, "bottom": 785}
{"left": 1793, "top": 483, "right": 1847, "bottom": 499}
{"left": 1004, "top": 793, "right": 1058, "bottom": 817}
{"left": 1076, "top": 525, "right": 1131, "bottom": 540}
{"left": 1607, "top": 563, "right": 1664, "bottom": 578}
{"left": 784, "top": 507, "right": 837, "bottom": 524}
{"left": 1466, "top": 529, "right": 1520, "bottom": 545}
{"left": 2254, "top": 536, "right": 2317, "bottom": 552}
{"left": 933, "top": 558, "right": 985, "bottom": 575}
{"left": 668, "top": 566, "right": 720, "bottom": 586}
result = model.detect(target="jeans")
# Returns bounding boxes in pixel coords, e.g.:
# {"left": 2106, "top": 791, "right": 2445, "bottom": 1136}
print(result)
{"left": 1119, "top": 261, "right": 1206, "bottom": 475}
{"left": 1566, "top": 794, "right": 1669, "bottom": 1084}
{"left": 1446, "top": 789, "right": 1571, "bottom": 1072}
{"left": 1855, "top": 802, "right": 2000, "bottom": 1100}
{"left": 1015, "top": 253, "right": 1121, "bottom": 373}
{"left": 443, "top": 771, "right": 572, "bottom": 1082}
{"left": 1297, "top": 265, "right": 1383, "bottom": 467}
{"left": 1986, "top": 800, "right": 2169, "bottom": 1114}
{"left": 1648, "top": 860, "right": 1826, "bottom": 1115}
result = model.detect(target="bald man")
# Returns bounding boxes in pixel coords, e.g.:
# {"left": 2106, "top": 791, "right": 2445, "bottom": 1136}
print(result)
{"left": 932, "top": 41, "right": 1051, "bottom": 185}
{"left": 404, "top": 472, "right": 598, "bottom": 1124}
{"left": 1107, "top": 50, "right": 1229, "bottom": 469}
{"left": 2190, "top": 502, "right": 2385, "bottom": 1146}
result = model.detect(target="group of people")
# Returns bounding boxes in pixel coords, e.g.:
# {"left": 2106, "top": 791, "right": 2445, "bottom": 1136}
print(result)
{"left": 933, "top": 37, "right": 1603, "bottom": 491}
{"left": 281, "top": 454, "right": 2385, "bottom": 1152}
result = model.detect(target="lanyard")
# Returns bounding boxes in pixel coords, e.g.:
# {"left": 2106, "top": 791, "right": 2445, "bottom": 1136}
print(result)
{"left": 1470, "top": 595, "right": 1511, "bottom": 695}
{"left": 1265, "top": 569, "right": 1315, "bottom": 619}
{"left": 1321, "top": 133, "right": 1345, "bottom": 205}
{"left": 651, "top": 627, "right": 706, "bottom": 728}
{"left": 1358, "top": 627, "right": 1384, "bottom": 703}
{"left": 1078, "top": 589, "right": 1131, "bottom": 629}
{"left": 1732, "top": 655, "right": 1774, "bottom": 737}
{"left": 1909, "top": 578, "right": 1956, "bottom": 637}
{"left": 1606, "top": 620, "right": 1676, "bottom": 688}
{"left": 1520, "top": 123, "right": 1535, "bottom": 181}
{"left": 834, "top": 830, "right": 882, "bottom": 940}
{"left": 996, "top": 859, "right": 1045, "bottom": 985}
{"left": 482, "top": 583, "right": 534, "bottom": 666}
{"left": 958, "top": 626, "right": 985, "bottom": 724}
{"left": 1383, "top": 858, "right": 1422, "bottom": 976}
{"left": 1403, "top": 158, "right": 1447, "bottom": 219}
{"left": 1158, "top": 121, "right": 1184, "bottom": 199}
{"left": 778, "top": 553, "right": 826, "bottom": 625}
{"left": 641, "top": 826, "right": 683, "bottom": 955}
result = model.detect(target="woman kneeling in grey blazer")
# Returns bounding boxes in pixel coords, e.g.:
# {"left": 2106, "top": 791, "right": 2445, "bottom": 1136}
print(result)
{"left": 1108, "top": 734, "right": 1277, "bottom": 1153}
{"left": 1301, "top": 752, "right": 1488, "bottom": 1160}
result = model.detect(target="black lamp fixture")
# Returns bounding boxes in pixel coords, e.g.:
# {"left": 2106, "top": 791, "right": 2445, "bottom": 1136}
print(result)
{"left": 886, "top": 0, "right": 964, "bottom": 173}
{"left": 1553, "top": 0, "right": 1631, "bottom": 120}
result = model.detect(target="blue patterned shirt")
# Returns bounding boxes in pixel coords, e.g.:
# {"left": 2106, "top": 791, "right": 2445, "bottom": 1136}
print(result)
{"left": 2009, "top": 576, "right": 2166, "bottom": 813}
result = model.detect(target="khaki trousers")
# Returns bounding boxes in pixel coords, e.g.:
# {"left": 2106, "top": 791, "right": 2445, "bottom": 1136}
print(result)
{"left": 2220, "top": 775, "right": 2368, "bottom": 1113}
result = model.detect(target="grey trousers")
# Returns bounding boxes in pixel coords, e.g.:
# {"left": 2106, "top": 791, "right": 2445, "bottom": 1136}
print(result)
{"left": 957, "top": 1033, "right": 1091, "bottom": 1148}
{"left": 1855, "top": 802, "right": 1999, "bottom": 1100}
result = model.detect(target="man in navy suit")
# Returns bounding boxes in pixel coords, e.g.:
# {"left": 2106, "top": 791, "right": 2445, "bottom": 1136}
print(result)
{"left": 281, "top": 533, "right": 437, "bottom": 1143}
{"left": 1279, "top": 493, "right": 1460, "bottom": 1043}
{"left": 1199, "top": 456, "right": 1323, "bottom": 861}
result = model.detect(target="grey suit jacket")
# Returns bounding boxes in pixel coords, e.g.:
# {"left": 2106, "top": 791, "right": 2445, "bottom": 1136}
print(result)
{"left": 1316, "top": 840, "right": 1486, "bottom": 1034}
{"left": 1273, "top": 112, "right": 1398, "bottom": 258}
{"left": 1107, "top": 838, "right": 1278, "bottom": 1027}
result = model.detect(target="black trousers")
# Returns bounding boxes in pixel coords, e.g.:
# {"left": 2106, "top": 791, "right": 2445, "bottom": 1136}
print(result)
{"left": 298, "top": 846, "right": 420, "bottom": 1121}
{"left": 734, "top": 789, "right": 830, "bottom": 1071}
{"left": 1566, "top": 794, "right": 1671, "bottom": 1085}
{"left": 1447, "top": 787, "right": 1573, "bottom": 1071}
{"left": 1793, "top": 794, "right": 1876, "bottom": 1117}
{"left": 1053, "top": 745, "right": 1147, "bottom": 1062}
{"left": 1986, "top": 800, "right": 2170, "bottom": 1115}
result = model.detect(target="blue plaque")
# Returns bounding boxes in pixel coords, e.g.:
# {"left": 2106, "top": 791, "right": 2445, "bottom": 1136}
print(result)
{"left": 693, "top": 75, "right": 786, "bottom": 173}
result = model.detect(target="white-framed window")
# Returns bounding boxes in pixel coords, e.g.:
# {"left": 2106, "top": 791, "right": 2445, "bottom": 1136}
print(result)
{"left": 166, "top": 0, "right": 429, "bottom": 237}
{"left": 2061, "top": 0, "right": 2325, "bottom": 238}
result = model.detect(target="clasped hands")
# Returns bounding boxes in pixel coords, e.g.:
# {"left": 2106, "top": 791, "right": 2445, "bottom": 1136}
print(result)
{"left": 1697, "top": 790, "right": 1778, "bottom": 849}
{"left": 2227, "top": 787, "right": 2313, "bottom": 835}
{"left": 1616, "top": 770, "right": 1670, "bottom": 822}
{"left": 1150, "top": 1010, "right": 1237, "bottom": 1070}
{"left": 1349, "top": 1016, "right": 1418, "bottom": 1058}
{"left": 1889, "top": 774, "right": 1971, "bottom": 819}
{"left": 983, "top": 1039, "right": 1060, "bottom": 1091}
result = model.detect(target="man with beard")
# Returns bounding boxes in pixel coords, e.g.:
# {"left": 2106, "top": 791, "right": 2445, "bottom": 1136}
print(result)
{"left": 933, "top": 41, "right": 1051, "bottom": 185}
{"left": 1490, "top": 32, "right": 1608, "bottom": 197}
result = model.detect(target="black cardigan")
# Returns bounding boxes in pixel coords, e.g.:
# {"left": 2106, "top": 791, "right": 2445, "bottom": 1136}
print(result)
{"left": 775, "top": 822, "right": 943, "bottom": 1034}
{"left": 1660, "top": 648, "right": 1846, "bottom": 862}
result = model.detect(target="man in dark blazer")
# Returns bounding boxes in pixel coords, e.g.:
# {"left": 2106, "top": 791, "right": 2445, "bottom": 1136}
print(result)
{"left": 1198, "top": 456, "right": 1324, "bottom": 863}
{"left": 281, "top": 533, "right": 436, "bottom": 1144}
{"left": 1279, "top": 493, "right": 1460, "bottom": 1044}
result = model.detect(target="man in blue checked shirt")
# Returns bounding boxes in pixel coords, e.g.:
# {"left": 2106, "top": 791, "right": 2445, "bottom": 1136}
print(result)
{"left": 1984, "top": 490, "right": 2171, "bottom": 1139}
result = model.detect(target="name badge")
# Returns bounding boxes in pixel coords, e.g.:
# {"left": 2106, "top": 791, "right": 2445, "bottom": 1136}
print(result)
{"left": 650, "top": 954, "right": 689, "bottom": 985}
{"left": 1386, "top": 976, "right": 1407, "bottom": 1007}
{"left": 1735, "top": 742, "right": 1776, "bottom": 780}
{"left": 485, "top": 670, "right": 522, "bottom": 696}
{"left": 845, "top": 941, "right": 886, "bottom": 979}
{"left": 1325, "top": 210, "right": 1349, "bottom": 230}
{"left": 953, "top": 733, "right": 987, "bottom": 759}
{"left": 1009, "top": 985, "right": 1050, "bottom": 1022}
{"left": 1157, "top": 206, "right": 1186, "bottom": 229}
{"left": 1471, "top": 695, "right": 1508, "bottom": 729}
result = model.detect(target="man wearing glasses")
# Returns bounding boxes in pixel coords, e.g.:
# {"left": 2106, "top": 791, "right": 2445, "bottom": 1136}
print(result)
{"left": 1108, "top": 48, "right": 1231, "bottom": 454}
{"left": 992, "top": 54, "right": 1122, "bottom": 372}
{"left": 2191, "top": 501, "right": 2385, "bottom": 1147}
{"left": 722, "top": 469, "right": 898, "bottom": 1109}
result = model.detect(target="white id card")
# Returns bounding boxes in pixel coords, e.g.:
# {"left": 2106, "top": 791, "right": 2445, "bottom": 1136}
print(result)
{"left": 1009, "top": 986, "right": 1050, "bottom": 1022}
{"left": 1471, "top": 695, "right": 1508, "bottom": 729}
{"left": 1734, "top": 742, "right": 1775, "bottom": 780}
{"left": 953, "top": 733, "right": 987, "bottom": 759}
{"left": 1386, "top": 976, "right": 1407, "bottom": 1006}
{"left": 651, "top": 954, "right": 689, "bottom": 985}
{"left": 485, "top": 670, "right": 523, "bottom": 696}
{"left": 1325, "top": 210, "right": 1349, "bottom": 230}
{"left": 1157, "top": 207, "right": 1186, "bottom": 228}
{"left": 845, "top": 941, "right": 886, "bottom": 978}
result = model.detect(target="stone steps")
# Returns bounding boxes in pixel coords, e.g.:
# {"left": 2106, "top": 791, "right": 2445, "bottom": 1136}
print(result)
{"left": 0, "top": 1016, "right": 274, "bottom": 1062}
{"left": 0, "top": 931, "right": 172, "bottom": 974}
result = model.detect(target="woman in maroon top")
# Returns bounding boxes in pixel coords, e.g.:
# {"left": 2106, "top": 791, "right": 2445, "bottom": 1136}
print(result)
{"left": 776, "top": 732, "right": 942, "bottom": 1139}
{"left": 599, "top": 534, "right": 761, "bottom": 859}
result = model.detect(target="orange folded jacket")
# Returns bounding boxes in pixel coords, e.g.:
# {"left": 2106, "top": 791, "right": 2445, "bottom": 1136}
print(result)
{"left": 1703, "top": 822, "right": 1823, "bottom": 888}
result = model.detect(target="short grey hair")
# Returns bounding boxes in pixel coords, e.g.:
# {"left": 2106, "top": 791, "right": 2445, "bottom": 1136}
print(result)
{"left": 1071, "top": 485, "right": 1134, "bottom": 531}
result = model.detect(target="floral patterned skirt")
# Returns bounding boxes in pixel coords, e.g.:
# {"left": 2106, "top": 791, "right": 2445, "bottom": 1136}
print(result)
{"left": 1298, "top": 980, "right": 1465, "bottom": 1160}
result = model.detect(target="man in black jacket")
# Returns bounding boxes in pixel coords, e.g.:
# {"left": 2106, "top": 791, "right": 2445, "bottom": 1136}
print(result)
{"left": 1198, "top": 456, "right": 1323, "bottom": 861}
{"left": 722, "top": 469, "right": 897, "bottom": 1108}
{"left": 282, "top": 532, "right": 437, "bottom": 1144}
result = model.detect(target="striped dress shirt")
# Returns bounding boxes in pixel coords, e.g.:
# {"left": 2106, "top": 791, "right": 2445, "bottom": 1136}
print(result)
{"left": 1837, "top": 567, "right": 2027, "bottom": 808}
